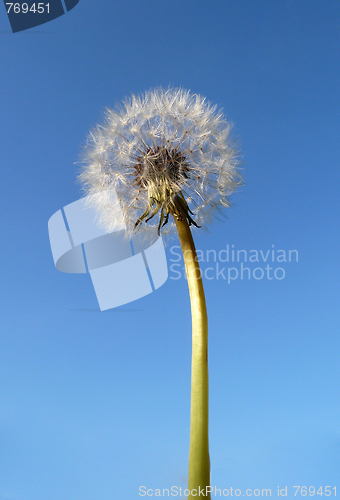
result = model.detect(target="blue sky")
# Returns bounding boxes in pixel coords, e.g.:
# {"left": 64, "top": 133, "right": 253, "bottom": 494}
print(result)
{"left": 1, "top": 1, "right": 340, "bottom": 499}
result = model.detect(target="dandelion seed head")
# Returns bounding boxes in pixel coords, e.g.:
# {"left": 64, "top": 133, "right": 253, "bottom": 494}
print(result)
{"left": 79, "top": 87, "right": 243, "bottom": 237}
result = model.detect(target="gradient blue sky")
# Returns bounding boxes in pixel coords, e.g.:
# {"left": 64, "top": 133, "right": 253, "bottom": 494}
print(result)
{"left": 1, "top": 1, "right": 339, "bottom": 499}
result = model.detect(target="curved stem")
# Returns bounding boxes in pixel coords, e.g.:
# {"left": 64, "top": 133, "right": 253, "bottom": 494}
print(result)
{"left": 173, "top": 200, "right": 211, "bottom": 500}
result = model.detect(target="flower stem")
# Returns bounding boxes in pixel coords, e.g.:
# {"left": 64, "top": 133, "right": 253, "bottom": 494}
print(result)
{"left": 173, "top": 198, "right": 211, "bottom": 500}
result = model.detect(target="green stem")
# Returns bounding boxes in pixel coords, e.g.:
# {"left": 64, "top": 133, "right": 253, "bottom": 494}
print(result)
{"left": 173, "top": 200, "right": 211, "bottom": 500}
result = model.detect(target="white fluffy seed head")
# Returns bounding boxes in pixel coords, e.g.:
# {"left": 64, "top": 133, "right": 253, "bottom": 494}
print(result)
{"left": 79, "top": 87, "right": 243, "bottom": 237}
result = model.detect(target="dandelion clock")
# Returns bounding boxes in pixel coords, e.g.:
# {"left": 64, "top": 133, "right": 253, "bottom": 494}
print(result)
{"left": 79, "top": 88, "right": 243, "bottom": 499}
